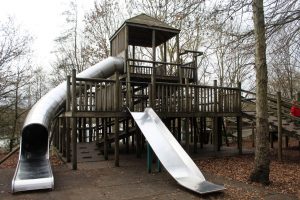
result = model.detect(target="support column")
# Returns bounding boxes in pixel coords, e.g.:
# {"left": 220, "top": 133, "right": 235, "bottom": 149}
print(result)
{"left": 277, "top": 91, "right": 282, "bottom": 161}
{"left": 213, "top": 80, "right": 218, "bottom": 152}
{"left": 217, "top": 117, "right": 222, "bottom": 151}
{"left": 176, "top": 34, "right": 182, "bottom": 83}
{"left": 103, "top": 118, "right": 108, "bottom": 160}
{"left": 193, "top": 118, "right": 198, "bottom": 153}
{"left": 71, "top": 69, "right": 77, "bottom": 170}
{"left": 58, "top": 117, "right": 62, "bottom": 153}
{"left": 114, "top": 71, "right": 120, "bottom": 167}
{"left": 125, "top": 26, "right": 132, "bottom": 109}
{"left": 62, "top": 117, "right": 66, "bottom": 157}
{"left": 96, "top": 118, "right": 99, "bottom": 144}
{"left": 237, "top": 82, "right": 242, "bottom": 154}
{"left": 151, "top": 30, "right": 156, "bottom": 109}
{"left": 185, "top": 118, "right": 190, "bottom": 153}
{"left": 66, "top": 76, "right": 71, "bottom": 162}
{"left": 178, "top": 118, "right": 181, "bottom": 143}
{"left": 147, "top": 143, "right": 153, "bottom": 173}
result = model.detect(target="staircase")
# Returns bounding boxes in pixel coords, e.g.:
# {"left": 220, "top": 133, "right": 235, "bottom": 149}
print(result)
{"left": 241, "top": 90, "right": 300, "bottom": 140}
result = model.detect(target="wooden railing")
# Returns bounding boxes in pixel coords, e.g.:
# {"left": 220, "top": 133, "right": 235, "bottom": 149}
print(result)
{"left": 69, "top": 76, "right": 241, "bottom": 115}
{"left": 181, "top": 61, "right": 196, "bottom": 80}
{"left": 67, "top": 77, "right": 123, "bottom": 113}
{"left": 127, "top": 59, "right": 197, "bottom": 79}
{"left": 154, "top": 83, "right": 241, "bottom": 113}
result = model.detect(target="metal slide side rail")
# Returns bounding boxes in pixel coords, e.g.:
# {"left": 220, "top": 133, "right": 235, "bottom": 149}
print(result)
{"left": 129, "top": 108, "right": 225, "bottom": 194}
{"left": 12, "top": 57, "right": 124, "bottom": 193}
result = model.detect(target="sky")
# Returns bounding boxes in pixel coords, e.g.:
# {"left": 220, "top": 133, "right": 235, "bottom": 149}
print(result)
{"left": 0, "top": 0, "right": 95, "bottom": 71}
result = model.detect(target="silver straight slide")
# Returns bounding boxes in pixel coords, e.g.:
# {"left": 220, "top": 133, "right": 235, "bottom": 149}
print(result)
{"left": 129, "top": 108, "right": 225, "bottom": 194}
{"left": 12, "top": 57, "right": 124, "bottom": 192}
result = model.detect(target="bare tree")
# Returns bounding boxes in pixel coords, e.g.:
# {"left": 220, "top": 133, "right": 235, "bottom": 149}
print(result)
{"left": 268, "top": 26, "right": 300, "bottom": 98}
{"left": 0, "top": 17, "right": 33, "bottom": 150}
{"left": 126, "top": 0, "right": 206, "bottom": 61}
{"left": 0, "top": 17, "right": 32, "bottom": 103}
{"left": 250, "top": 0, "right": 270, "bottom": 185}
{"left": 51, "top": 1, "right": 88, "bottom": 85}
{"left": 83, "top": 0, "right": 124, "bottom": 65}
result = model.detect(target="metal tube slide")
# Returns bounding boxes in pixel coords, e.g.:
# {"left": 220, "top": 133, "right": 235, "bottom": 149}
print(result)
{"left": 12, "top": 57, "right": 124, "bottom": 193}
{"left": 129, "top": 108, "right": 225, "bottom": 194}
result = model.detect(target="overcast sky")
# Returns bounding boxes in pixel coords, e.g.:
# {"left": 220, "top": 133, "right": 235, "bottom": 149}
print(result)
{"left": 0, "top": 0, "right": 95, "bottom": 70}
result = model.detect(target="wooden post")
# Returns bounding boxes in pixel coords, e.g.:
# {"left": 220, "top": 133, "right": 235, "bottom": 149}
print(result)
{"left": 136, "top": 129, "right": 141, "bottom": 158}
{"left": 193, "top": 118, "right": 198, "bottom": 153}
{"left": 88, "top": 117, "right": 92, "bottom": 142}
{"left": 71, "top": 69, "right": 77, "bottom": 170}
{"left": 96, "top": 118, "right": 99, "bottom": 144}
{"left": 132, "top": 45, "right": 135, "bottom": 65}
{"left": 163, "top": 42, "right": 167, "bottom": 63}
{"left": 297, "top": 92, "right": 300, "bottom": 149}
{"left": 151, "top": 30, "right": 156, "bottom": 107}
{"left": 178, "top": 118, "right": 181, "bottom": 143}
{"left": 185, "top": 118, "right": 190, "bottom": 154}
{"left": 237, "top": 117, "right": 242, "bottom": 154}
{"left": 185, "top": 78, "right": 189, "bottom": 112}
{"left": 277, "top": 91, "right": 282, "bottom": 161}
{"left": 125, "top": 25, "right": 132, "bottom": 109}
{"left": 66, "top": 76, "right": 71, "bottom": 162}
{"left": 58, "top": 117, "right": 62, "bottom": 153}
{"left": 176, "top": 34, "right": 182, "bottom": 84}
{"left": 270, "top": 129, "right": 274, "bottom": 148}
{"left": 125, "top": 120, "right": 129, "bottom": 153}
{"left": 237, "top": 82, "right": 242, "bottom": 154}
{"left": 114, "top": 72, "right": 120, "bottom": 167}
{"left": 147, "top": 143, "right": 152, "bottom": 173}
{"left": 217, "top": 117, "right": 222, "bottom": 151}
{"left": 103, "top": 118, "right": 108, "bottom": 160}
{"left": 252, "top": 121, "right": 255, "bottom": 148}
{"left": 213, "top": 80, "right": 218, "bottom": 152}
{"left": 62, "top": 117, "right": 66, "bottom": 157}
{"left": 193, "top": 53, "right": 198, "bottom": 83}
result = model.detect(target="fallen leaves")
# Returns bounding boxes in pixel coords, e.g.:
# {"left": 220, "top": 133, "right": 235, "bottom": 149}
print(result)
{"left": 197, "top": 139, "right": 300, "bottom": 197}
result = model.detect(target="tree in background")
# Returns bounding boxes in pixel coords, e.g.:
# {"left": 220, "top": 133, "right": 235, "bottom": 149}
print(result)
{"left": 83, "top": 0, "right": 124, "bottom": 66}
{"left": 0, "top": 16, "right": 33, "bottom": 150}
{"left": 51, "top": 1, "right": 89, "bottom": 86}
{"left": 250, "top": 0, "right": 270, "bottom": 185}
{"left": 126, "top": 0, "right": 205, "bottom": 61}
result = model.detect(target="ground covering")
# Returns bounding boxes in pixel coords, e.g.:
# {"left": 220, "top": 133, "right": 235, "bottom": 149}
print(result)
{"left": 1, "top": 139, "right": 299, "bottom": 199}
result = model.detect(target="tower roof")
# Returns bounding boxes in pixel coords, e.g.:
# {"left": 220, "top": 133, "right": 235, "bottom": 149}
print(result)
{"left": 110, "top": 14, "right": 180, "bottom": 47}
{"left": 125, "top": 13, "right": 180, "bottom": 32}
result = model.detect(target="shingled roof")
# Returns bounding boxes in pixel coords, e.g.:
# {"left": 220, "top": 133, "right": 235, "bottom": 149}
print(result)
{"left": 125, "top": 13, "right": 180, "bottom": 32}
{"left": 110, "top": 14, "right": 180, "bottom": 47}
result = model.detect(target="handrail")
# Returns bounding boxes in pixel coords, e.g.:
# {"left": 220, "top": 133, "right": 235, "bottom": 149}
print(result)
{"left": 241, "top": 89, "right": 300, "bottom": 125}
{"left": 127, "top": 58, "right": 179, "bottom": 66}
{"left": 241, "top": 89, "right": 293, "bottom": 107}
{"left": 76, "top": 77, "right": 115, "bottom": 83}
{"left": 179, "top": 50, "right": 203, "bottom": 56}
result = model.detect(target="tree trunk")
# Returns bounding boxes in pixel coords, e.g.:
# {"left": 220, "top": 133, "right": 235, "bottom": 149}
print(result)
{"left": 250, "top": 0, "right": 270, "bottom": 185}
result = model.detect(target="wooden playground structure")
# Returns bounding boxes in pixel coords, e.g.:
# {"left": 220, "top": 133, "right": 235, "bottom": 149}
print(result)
{"left": 51, "top": 14, "right": 299, "bottom": 170}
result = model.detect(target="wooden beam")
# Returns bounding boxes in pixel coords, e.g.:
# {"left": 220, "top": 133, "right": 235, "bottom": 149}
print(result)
{"left": 114, "top": 71, "right": 120, "bottom": 167}
{"left": 66, "top": 76, "right": 71, "bottom": 162}
{"left": 213, "top": 80, "right": 218, "bottom": 152}
{"left": 71, "top": 69, "right": 77, "bottom": 170}
{"left": 237, "top": 82, "right": 242, "bottom": 154}
{"left": 151, "top": 29, "right": 156, "bottom": 106}
{"left": 277, "top": 91, "right": 282, "bottom": 161}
